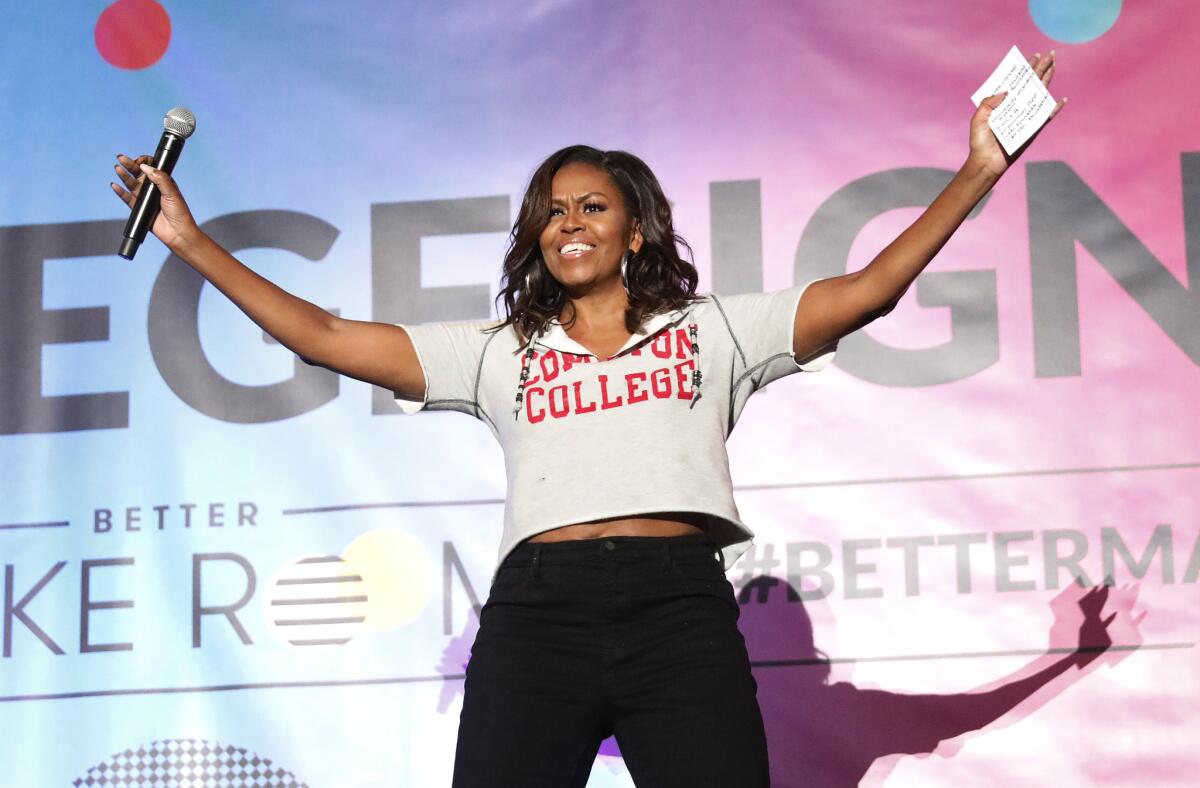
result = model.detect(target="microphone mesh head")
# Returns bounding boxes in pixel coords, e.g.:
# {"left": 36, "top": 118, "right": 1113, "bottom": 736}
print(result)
{"left": 163, "top": 107, "right": 197, "bottom": 139}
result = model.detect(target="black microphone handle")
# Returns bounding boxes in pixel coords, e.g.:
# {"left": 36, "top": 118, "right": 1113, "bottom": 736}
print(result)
{"left": 117, "top": 131, "right": 187, "bottom": 260}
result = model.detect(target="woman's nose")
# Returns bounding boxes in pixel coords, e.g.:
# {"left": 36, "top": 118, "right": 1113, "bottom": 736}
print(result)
{"left": 560, "top": 209, "right": 584, "bottom": 232}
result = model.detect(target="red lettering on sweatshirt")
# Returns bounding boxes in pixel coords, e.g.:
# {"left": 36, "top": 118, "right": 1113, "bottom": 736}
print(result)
{"left": 650, "top": 367, "right": 672, "bottom": 399}
{"left": 674, "top": 328, "right": 690, "bottom": 359}
{"left": 572, "top": 380, "right": 597, "bottom": 414}
{"left": 650, "top": 332, "right": 671, "bottom": 359}
{"left": 540, "top": 350, "right": 560, "bottom": 382}
{"left": 674, "top": 359, "right": 695, "bottom": 400}
{"left": 548, "top": 384, "right": 570, "bottom": 418}
{"left": 516, "top": 329, "right": 700, "bottom": 423}
{"left": 598, "top": 375, "right": 624, "bottom": 410}
{"left": 526, "top": 386, "right": 546, "bottom": 423}
{"left": 565, "top": 352, "right": 596, "bottom": 373}
{"left": 626, "top": 371, "right": 649, "bottom": 403}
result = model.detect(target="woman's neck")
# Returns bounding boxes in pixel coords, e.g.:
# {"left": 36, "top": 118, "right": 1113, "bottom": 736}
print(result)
{"left": 559, "top": 285, "right": 628, "bottom": 332}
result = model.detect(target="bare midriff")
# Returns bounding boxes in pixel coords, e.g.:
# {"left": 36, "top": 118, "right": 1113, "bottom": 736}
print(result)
{"left": 526, "top": 511, "right": 711, "bottom": 543}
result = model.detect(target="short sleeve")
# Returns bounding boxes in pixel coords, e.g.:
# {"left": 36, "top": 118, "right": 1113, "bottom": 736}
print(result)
{"left": 715, "top": 280, "right": 837, "bottom": 391}
{"left": 393, "top": 319, "right": 495, "bottom": 417}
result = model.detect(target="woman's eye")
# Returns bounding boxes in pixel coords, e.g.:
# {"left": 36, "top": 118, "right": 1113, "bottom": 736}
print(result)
{"left": 583, "top": 203, "right": 604, "bottom": 213}
{"left": 549, "top": 207, "right": 564, "bottom": 217}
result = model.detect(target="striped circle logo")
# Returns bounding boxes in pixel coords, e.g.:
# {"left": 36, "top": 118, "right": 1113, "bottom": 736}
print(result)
{"left": 265, "top": 555, "right": 368, "bottom": 647}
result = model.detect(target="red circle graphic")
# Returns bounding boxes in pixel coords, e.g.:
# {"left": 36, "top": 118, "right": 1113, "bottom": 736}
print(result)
{"left": 94, "top": 0, "right": 172, "bottom": 70}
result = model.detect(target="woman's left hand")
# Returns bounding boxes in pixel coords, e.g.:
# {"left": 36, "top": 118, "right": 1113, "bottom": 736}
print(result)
{"left": 969, "top": 50, "right": 1066, "bottom": 179}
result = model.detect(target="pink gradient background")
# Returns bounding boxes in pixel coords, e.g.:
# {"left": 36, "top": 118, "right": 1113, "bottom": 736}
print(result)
{"left": 569, "top": 1, "right": 1199, "bottom": 783}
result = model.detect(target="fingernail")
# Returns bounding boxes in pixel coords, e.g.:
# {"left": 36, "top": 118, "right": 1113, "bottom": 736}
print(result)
{"left": 139, "top": 163, "right": 155, "bottom": 175}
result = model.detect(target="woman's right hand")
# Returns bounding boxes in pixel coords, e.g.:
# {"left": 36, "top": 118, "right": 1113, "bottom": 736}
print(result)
{"left": 110, "top": 153, "right": 200, "bottom": 250}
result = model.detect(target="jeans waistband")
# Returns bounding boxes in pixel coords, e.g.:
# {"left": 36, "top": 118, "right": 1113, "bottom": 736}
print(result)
{"left": 503, "top": 533, "right": 720, "bottom": 569}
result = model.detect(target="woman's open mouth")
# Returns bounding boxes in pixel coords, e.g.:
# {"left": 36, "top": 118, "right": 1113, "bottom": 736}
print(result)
{"left": 559, "top": 242, "right": 596, "bottom": 259}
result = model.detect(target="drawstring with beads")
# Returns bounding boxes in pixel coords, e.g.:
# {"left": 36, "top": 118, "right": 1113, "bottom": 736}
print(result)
{"left": 688, "top": 321, "right": 703, "bottom": 409}
{"left": 512, "top": 332, "right": 537, "bottom": 420}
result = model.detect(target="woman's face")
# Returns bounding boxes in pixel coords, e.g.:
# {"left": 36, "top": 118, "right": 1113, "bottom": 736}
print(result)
{"left": 538, "top": 162, "right": 643, "bottom": 297}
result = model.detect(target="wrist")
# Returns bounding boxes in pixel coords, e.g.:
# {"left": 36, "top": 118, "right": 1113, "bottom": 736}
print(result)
{"left": 168, "top": 224, "right": 206, "bottom": 257}
{"left": 961, "top": 154, "right": 1004, "bottom": 188}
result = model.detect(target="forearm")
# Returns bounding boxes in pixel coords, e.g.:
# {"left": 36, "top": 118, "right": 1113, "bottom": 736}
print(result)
{"left": 169, "top": 230, "right": 338, "bottom": 364}
{"left": 853, "top": 156, "right": 1000, "bottom": 315}
{"left": 912, "top": 655, "right": 1076, "bottom": 740}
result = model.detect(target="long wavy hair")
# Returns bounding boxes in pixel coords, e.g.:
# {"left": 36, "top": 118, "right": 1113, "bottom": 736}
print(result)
{"left": 490, "top": 145, "right": 702, "bottom": 345}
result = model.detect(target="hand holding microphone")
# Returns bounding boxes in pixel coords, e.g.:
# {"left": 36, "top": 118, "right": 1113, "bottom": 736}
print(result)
{"left": 111, "top": 107, "right": 198, "bottom": 259}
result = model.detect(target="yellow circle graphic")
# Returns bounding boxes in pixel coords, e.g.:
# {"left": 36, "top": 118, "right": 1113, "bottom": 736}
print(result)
{"left": 341, "top": 528, "right": 433, "bottom": 630}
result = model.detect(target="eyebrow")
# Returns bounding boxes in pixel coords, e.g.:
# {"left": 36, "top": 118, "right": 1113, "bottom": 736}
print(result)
{"left": 550, "top": 191, "right": 606, "bottom": 204}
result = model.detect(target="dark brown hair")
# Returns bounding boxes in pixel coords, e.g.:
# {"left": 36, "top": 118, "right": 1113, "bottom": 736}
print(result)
{"left": 490, "top": 145, "right": 702, "bottom": 345}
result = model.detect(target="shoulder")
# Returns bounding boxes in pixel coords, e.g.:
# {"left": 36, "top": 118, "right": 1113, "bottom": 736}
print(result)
{"left": 690, "top": 291, "right": 736, "bottom": 325}
{"left": 406, "top": 317, "right": 507, "bottom": 337}
{"left": 703, "top": 286, "right": 811, "bottom": 323}
{"left": 399, "top": 318, "right": 517, "bottom": 356}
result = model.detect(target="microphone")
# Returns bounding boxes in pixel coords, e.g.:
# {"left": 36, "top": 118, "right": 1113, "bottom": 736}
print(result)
{"left": 117, "top": 107, "right": 197, "bottom": 260}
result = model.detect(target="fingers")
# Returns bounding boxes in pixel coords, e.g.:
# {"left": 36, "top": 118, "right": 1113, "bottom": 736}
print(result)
{"left": 981, "top": 90, "right": 1008, "bottom": 109}
{"left": 138, "top": 161, "right": 169, "bottom": 189}
{"left": 115, "top": 153, "right": 144, "bottom": 185}
{"left": 113, "top": 153, "right": 150, "bottom": 207}
{"left": 109, "top": 180, "right": 134, "bottom": 207}
{"left": 112, "top": 166, "right": 135, "bottom": 193}
{"left": 110, "top": 153, "right": 178, "bottom": 205}
{"left": 1028, "top": 50, "right": 1055, "bottom": 78}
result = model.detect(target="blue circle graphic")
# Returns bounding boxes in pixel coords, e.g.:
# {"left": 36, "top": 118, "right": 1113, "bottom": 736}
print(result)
{"left": 1030, "top": 0, "right": 1122, "bottom": 44}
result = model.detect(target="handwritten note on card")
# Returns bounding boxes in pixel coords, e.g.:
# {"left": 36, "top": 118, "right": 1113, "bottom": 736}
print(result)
{"left": 971, "top": 46, "right": 1056, "bottom": 155}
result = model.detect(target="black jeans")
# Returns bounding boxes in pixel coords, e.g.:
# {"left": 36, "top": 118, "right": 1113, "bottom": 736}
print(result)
{"left": 451, "top": 534, "right": 770, "bottom": 787}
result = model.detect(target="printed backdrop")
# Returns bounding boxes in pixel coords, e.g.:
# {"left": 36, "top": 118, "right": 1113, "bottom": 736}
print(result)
{"left": 2, "top": 1, "right": 1197, "bottom": 785}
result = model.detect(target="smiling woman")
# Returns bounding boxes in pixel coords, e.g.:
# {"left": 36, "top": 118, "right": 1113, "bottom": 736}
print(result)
{"left": 496, "top": 145, "right": 703, "bottom": 348}
{"left": 539, "top": 163, "right": 639, "bottom": 308}
{"left": 109, "top": 51, "right": 1064, "bottom": 785}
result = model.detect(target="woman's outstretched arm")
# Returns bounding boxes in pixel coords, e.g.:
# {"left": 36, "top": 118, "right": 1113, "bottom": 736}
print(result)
{"left": 111, "top": 156, "right": 426, "bottom": 399}
{"left": 792, "top": 50, "right": 1066, "bottom": 361}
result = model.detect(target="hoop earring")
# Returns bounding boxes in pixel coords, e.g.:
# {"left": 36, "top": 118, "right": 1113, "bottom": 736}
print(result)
{"left": 621, "top": 250, "right": 632, "bottom": 293}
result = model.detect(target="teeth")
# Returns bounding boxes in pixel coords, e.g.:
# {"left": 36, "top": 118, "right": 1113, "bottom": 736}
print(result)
{"left": 560, "top": 242, "right": 595, "bottom": 255}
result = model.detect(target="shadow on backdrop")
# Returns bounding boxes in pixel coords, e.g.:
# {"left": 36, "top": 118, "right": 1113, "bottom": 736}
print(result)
{"left": 738, "top": 574, "right": 1145, "bottom": 787}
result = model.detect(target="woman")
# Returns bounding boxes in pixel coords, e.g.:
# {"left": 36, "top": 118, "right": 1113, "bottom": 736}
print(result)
{"left": 111, "top": 51, "right": 1062, "bottom": 787}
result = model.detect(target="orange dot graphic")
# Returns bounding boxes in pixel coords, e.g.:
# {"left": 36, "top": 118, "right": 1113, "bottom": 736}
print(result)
{"left": 94, "top": 0, "right": 172, "bottom": 70}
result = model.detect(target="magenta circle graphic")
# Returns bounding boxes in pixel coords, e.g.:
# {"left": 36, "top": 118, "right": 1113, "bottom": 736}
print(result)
{"left": 94, "top": 0, "right": 172, "bottom": 70}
